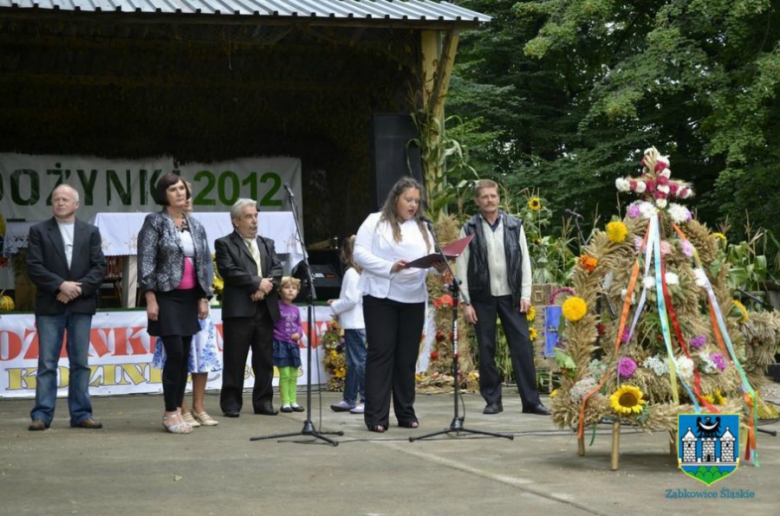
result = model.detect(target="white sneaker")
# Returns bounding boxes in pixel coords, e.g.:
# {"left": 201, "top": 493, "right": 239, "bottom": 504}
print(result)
{"left": 350, "top": 403, "right": 364, "bottom": 414}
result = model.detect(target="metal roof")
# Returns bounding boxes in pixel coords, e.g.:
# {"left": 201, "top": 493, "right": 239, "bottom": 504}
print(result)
{"left": 0, "top": 0, "right": 492, "bottom": 25}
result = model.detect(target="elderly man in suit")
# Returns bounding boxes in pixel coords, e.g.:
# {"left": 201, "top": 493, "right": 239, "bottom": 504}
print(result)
{"left": 215, "top": 198, "right": 283, "bottom": 417}
{"left": 26, "top": 184, "right": 106, "bottom": 430}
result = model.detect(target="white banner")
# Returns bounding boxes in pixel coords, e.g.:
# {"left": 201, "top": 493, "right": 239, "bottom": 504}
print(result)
{"left": 0, "top": 307, "right": 332, "bottom": 399}
{"left": 0, "top": 154, "right": 302, "bottom": 222}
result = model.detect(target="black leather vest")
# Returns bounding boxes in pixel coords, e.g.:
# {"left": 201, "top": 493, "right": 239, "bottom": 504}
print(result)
{"left": 463, "top": 211, "right": 524, "bottom": 308}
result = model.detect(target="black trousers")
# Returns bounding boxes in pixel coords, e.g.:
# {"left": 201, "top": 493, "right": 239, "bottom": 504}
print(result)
{"left": 472, "top": 295, "right": 541, "bottom": 408}
{"left": 362, "top": 295, "right": 426, "bottom": 428}
{"left": 161, "top": 335, "right": 192, "bottom": 412}
{"left": 220, "top": 306, "right": 275, "bottom": 414}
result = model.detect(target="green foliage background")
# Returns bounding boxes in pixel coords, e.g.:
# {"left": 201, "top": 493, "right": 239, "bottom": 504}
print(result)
{"left": 449, "top": 0, "right": 780, "bottom": 259}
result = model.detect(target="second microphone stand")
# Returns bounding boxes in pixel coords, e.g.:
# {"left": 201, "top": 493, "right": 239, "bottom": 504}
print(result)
{"left": 410, "top": 220, "right": 513, "bottom": 442}
{"left": 250, "top": 187, "right": 343, "bottom": 446}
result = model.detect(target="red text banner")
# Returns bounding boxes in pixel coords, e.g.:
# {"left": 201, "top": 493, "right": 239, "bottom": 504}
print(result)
{"left": 0, "top": 307, "right": 332, "bottom": 398}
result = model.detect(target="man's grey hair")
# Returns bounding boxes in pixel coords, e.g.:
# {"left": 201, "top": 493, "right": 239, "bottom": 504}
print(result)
{"left": 53, "top": 183, "right": 80, "bottom": 203}
{"left": 230, "top": 198, "right": 257, "bottom": 221}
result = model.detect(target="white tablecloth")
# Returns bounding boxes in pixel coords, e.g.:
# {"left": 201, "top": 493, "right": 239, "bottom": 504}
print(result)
{"left": 2, "top": 221, "right": 37, "bottom": 257}
{"left": 91, "top": 212, "right": 302, "bottom": 259}
{"left": 1, "top": 221, "right": 37, "bottom": 290}
{"left": 91, "top": 212, "right": 303, "bottom": 307}
{"left": 0, "top": 213, "right": 304, "bottom": 304}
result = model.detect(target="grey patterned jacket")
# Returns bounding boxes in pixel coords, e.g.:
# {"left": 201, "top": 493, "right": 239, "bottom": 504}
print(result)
{"left": 137, "top": 210, "right": 213, "bottom": 297}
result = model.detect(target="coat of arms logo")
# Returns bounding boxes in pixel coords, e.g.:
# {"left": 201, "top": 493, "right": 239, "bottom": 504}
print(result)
{"left": 677, "top": 413, "right": 740, "bottom": 485}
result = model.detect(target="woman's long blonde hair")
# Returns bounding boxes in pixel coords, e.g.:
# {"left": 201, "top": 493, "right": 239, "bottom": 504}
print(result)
{"left": 379, "top": 177, "right": 431, "bottom": 251}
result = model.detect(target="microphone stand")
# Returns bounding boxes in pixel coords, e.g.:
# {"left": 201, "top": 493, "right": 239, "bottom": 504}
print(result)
{"left": 250, "top": 187, "right": 343, "bottom": 446}
{"left": 410, "top": 219, "right": 513, "bottom": 442}
{"left": 737, "top": 288, "right": 773, "bottom": 310}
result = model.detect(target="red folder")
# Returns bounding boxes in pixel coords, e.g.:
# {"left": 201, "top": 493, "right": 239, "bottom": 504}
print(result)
{"left": 405, "top": 234, "right": 475, "bottom": 269}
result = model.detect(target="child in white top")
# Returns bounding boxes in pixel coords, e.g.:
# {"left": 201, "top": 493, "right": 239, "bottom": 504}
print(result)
{"left": 328, "top": 236, "right": 367, "bottom": 414}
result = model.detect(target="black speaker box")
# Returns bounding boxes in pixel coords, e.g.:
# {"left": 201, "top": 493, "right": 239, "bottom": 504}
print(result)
{"left": 292, "top": 262, "right": 342, "bottom": 303}
{"left": 369, "top": 114, "right": 424, "bottom": 211}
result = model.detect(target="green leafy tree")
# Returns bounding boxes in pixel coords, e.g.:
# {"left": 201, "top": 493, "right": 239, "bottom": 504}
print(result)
{"left": 450, "top": 0, "right": 780, "bottom": 268}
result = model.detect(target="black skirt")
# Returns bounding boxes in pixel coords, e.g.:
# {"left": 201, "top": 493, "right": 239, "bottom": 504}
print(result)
{"left": 147, "top": 288, "right": 202, "bottom": 338}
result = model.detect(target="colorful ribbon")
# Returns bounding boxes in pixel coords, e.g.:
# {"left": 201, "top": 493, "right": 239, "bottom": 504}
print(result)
{"left": 577, "top": 221, "right": 650, "bottom": 439}
{"left": 651, "top": 215, "right": 688, "bottom": 407}
{"left": 659, "top": 256, "right": 717, "bottom": 413}
{"left": 672, "top": 224, "right": 759, "bottom": 466}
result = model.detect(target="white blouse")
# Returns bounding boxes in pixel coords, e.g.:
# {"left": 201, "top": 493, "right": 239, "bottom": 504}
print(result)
{"left": 354, "top": 213, "right": 433, "bottom": 304}
{"left": 330, "top": 267, "right": 365, "bottom": 329}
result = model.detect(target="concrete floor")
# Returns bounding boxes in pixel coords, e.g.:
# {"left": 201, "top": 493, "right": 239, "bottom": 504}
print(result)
{"left": 1, "top": 389, "right": 777, "bottom": 516}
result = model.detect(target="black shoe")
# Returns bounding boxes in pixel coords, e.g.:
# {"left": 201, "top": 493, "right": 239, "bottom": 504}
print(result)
{"left": 522, "top": 404, "right": 551, "bottom": 416}
{"left": 280, "top": 405, "right": 294, "bottom": 413}
{"left": 223, "top": 411, "right": 240, "bottom": 418}
{"left": 483, "top": 402, "right": 503, "bottom": 415}
{"left": 254, "top": 404, "right": 279, "bottom": 416}
{"left": 291, "top": 404, "right": 305, "bottom": 413}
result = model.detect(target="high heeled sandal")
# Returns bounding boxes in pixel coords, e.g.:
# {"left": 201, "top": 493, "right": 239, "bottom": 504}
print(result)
{"left": 398, "top": 420, "right": 419, "bottom": 429}
{"left": 163, "top": 414, "right": 193, "bottom": 434}
{"left": 181, "top": 412, "right": 201, "bottom": 428}
{"left": 193, "top": 411, "right": 219, "bottom": 426}
{"left": 367, "top": 424, "right": 386, "bottom": 433}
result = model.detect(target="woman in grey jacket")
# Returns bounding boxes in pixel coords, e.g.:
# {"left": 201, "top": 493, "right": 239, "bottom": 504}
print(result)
{"left": 138, "top": 174, "right": 212, "bottom": 434}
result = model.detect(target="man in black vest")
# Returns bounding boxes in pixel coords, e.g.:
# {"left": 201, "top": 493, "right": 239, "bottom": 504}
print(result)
{"left": 26, "top": 184, "right": 106, "bottom": 430}
{"left": 215, "top": 199, "right": 283, "bottom": 417}
{"left": 455, "top": 180, "right": 549, "bottom": 416}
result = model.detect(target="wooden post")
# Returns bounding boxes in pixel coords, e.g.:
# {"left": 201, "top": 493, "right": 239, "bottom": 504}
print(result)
{"left": 419, "top": 29, "right": 460, "bottom": 209}
{"left": 577, "top": 435, "right": 585, "bottom": 456}
{"left": 610, "top": 421, "right": 620, "bottom": 470}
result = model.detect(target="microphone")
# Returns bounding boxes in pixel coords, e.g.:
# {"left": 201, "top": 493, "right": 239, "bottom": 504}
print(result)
{"left": 283, "top": 183, "right": 295, "bottom": 198}
{"left": 564, "top": 208, "right": 583, "bottom": 220}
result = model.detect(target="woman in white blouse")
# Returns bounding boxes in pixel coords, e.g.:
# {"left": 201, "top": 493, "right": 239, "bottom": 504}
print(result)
{"left": 354, "top": 177, "right": 443, "bottom": 433}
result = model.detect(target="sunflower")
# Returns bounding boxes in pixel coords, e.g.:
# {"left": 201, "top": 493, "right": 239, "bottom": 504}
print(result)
{"left": 527, "top": 197, "right": 542, "bottom": 211}
{"left": 526, "top": 305, "right": 536, "bottom": 322}
{"left": 609, "top": 385, "right": 646, "bottom": 415}
{"left": 713, "top": 389, "right": 726, "bottom": 405}
{"left": 700, "top": 393, "right": 715, "bottom": 405}
{"left": 550, "top": 389, "right": 559, "bottom": 398}
{"left": 732, "top": 300, "right": 749, "bottom": 323}
{"left": 606, "top": 221, "right": 628, "bottom": 243}
{"left": 529, "top": 326, "right": 539, "bottom": 341}
{"left": 562, "top": 296, "right": 588, "bottom": 322}
{"left": 712, "top": 232, "right": 728, "bottom": 247}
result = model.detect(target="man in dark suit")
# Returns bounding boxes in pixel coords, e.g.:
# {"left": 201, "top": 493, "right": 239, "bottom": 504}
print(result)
{"left": 215, "top": 199, "right": 283, "bottom": 417}
{"left": 26, "top": 184, "right": 106, "bottom": 430}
